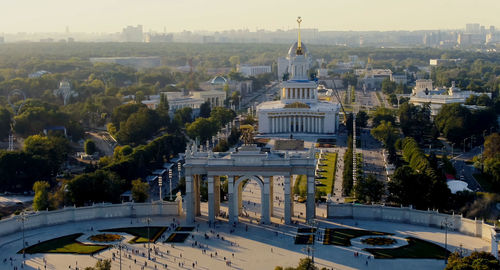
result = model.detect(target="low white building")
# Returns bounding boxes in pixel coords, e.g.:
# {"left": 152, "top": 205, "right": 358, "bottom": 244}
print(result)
{"left": 410, "top": 80, "right": 492, "bottom": 115}
{"left": 237, "top": 64, "right": 272, "bottom": 77}
{"left": 257, "top": 30, "right": 340, "bottom": 135}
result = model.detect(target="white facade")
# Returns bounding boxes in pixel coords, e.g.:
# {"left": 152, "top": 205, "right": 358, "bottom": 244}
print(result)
{"left": 237, "top": 65, "right": 272, "bottom": 77}
{"left": 257, "top": 40, "right": 340, "bottom": 135}
{"left": 410, "top": 80, "right": 492, "bottom": 115}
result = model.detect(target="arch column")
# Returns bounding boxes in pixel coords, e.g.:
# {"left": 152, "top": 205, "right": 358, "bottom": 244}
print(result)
{"left": 207, "top": 175, "right": 215, "bottom": 224}
{"left": 306, "top": 175, "right": 316, "bottom": 222}
{"left": 194, "top": 175, "right": 201, "bottom": 216}
{"left": 262, "top": 176, "right": 271, "bottom": 224}
{"left": 185, "top": 175, "right": 195, "bottom": 224}
{"left": 228, "top": 175, "right": 236, "bottom": 224}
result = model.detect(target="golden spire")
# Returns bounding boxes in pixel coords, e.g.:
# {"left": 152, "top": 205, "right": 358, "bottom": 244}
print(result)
{"left": 296, "top": 16, "right": 303, "bottom": 55}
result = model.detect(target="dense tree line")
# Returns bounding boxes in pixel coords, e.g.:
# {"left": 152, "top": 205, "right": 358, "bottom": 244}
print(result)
{"left": 342, "top": 135, "right": 354, "bottom": 196}
{"left": 434, "top": 103, "right": 498, "bottom": 147}
{"left": 0, "top": 135, "right": 70, "bottom": 192}
{"left": 398, "top": 103, "right": 438, "bottom": 146}
{"left": 388, "top": 137, "right": 450, "bottom": 209}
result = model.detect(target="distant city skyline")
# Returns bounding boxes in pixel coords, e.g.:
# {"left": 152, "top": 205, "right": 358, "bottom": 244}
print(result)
{"left": 1, "top": 0, "right": 500, "bottom": 34}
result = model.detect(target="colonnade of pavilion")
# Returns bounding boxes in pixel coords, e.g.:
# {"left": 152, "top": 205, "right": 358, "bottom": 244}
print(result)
{"left": 269, "top": 115, "right": 325, "bottom": 133}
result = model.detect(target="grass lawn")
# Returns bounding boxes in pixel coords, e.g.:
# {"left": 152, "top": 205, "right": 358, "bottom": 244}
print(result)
{"left": 294, "top": 152, "right": 337, "bottom": 198}
{"left": 316, "top": 153, "right": 337, "bottom": 195}
{"left": 101, "top": 227, "right": 167, "bottom": 244}
{"left": 323, "top": 228, "right": 392, "bottom": 246}
{"left": 295, "top": 234, "right": 314, "bottom": 245}
{"left": 165, "top": 233, "right": 190, "bottom": 243}
{"left": 20, "top": 233, "right": 110, "bottom": 254}
{"left": 364, "top": 237, "right": 450, "bottom": 259}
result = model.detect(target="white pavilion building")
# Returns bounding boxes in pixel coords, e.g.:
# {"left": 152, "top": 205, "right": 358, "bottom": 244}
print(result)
{"left": 257, "top": 19, "right": 340, "bottom": 135}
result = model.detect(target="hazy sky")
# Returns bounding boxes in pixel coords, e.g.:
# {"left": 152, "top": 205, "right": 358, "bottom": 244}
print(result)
{"left": 2, "top": 0, "right": 499, "bottom": 33}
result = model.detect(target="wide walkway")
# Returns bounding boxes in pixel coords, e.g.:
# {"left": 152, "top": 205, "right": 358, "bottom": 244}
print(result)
{"left": 0, "top": 213, "right": 491, "bottom": 270}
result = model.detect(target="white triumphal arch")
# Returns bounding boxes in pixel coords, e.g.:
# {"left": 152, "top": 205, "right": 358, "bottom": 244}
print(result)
{"left": 183, "top": 144, "right": 316, "bottom": 225}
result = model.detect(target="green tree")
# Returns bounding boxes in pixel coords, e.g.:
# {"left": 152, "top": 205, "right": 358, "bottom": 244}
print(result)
{"left": 355, "top": 111, "right": 368, "bottom": 128}
{"left": 296, "top": 258, "right": 318, "bottom": 270}
{"left": 0, "top": 107, "right": 12, "bottom": 140}
{"left": 371, "top": 107, "right": 395, "bottom": 127}
{"left": 210, "top": 107, "right": 236, "bottom": 127}
{"left": 84, "top": 259, "right": 112, "bottom": 270}
{"left": 131, "top": 179, "right": 149, "bottom": 203}
{"left": 341, "top": 72, "right": 357, "bottom": 87}
{"left": 135, "top": 91, "right": 145, "bottom": 103}
{"left": 33, "top": 181, "right": 50, "bottom": 211}
{"left": 84, "top": 139, "right": 96, "bottom": 155}
{"left": 199, "top": 101, "right": 211, "bottom": 118}
{"left": 66, "top": 170, "right": 125, "bottom": 206}
{"left": 371, "top": 121, "right": 399, "bottom": 154}
{"left": 354, "top": 174, "right": 384, "bottom": 203}
{"left": 115, "top": 108, "right": 161, "bottom": 145}
{"left": 24, "top": 135, "right": 70, "bottom": 175}
{"left": 173, "top": 107, "right": 193, "bottom": 126}
{"left": 186, "top": 117, "right": 218, "bottom": 142}
{"left": 445, "top": 251, "right": 499, "bottom": 270}
{"left": 398, "top": 103, "right": 436, "bottom": 145}
{"left": 213, "top": 139, "right": 229, "bottom": 152}
{"left": 381, "top": 78, "right": 397, "bottom": 95}
{"left": 231, "top": 91, "right": 241, "bottom": 108}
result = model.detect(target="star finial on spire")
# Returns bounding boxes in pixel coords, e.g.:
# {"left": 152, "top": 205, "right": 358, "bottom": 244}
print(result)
{"left": 296, "top": 16, "right": 303, "bottom": 55}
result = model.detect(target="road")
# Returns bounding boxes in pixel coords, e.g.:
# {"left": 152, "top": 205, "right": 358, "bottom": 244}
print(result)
{"left": 240, "top": 82, "right": 280, "bottom": 111}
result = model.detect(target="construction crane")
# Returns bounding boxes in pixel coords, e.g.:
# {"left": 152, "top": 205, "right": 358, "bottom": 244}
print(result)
{"left": 330, "top": 87, "right": 348, "bottom": 124}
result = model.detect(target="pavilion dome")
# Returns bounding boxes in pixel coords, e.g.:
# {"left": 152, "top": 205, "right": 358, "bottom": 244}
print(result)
{"left": 287, "top": 41, "right": 309, "bottom": 58}
{"left": 210, "top": 76, "right": 228, "bottom": 85}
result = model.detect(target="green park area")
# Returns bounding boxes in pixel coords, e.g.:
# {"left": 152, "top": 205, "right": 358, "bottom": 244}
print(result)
{"left": 323, "top": 228, "right": 392, "bottom": 246}
{"left": 364, "top": 237, "right": 450, "bottom": 259}
{"left": 19, "top": 233, "right": 110, "bottom": 255}
{"left": 101, "top": 227, "right": 167, "bottom": 244}
{"left": 294, "top": 152, "right": 337, "bottom": 200}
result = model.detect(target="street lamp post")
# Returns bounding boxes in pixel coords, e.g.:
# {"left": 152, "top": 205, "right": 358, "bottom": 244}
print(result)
{"left": 307, "top": 220, "right": 318, "bottom": 263}
{"left": 158, "top": 176, "right": 163, "bottom": 202}
{"left": 441, "top": 218, "right": 453, "bottom": 264}
{"left": 169, "top": 169, "right": 173, "bottom": 201}
{"left": 145, "top": 217, "right": 152, "bottom": 260}
{"left": 177, "top": 162, "right": 182, "bottom": 188}
{"left": 16, "top": 211, "right": 28, "bottom": 259}
{"left": 115, "top": 243, "right": 123, "bottom": 270}
{"left": 451, "top": 143, "right": 455, "bottom": 159}
{"left": 463, "top": 137, "right": 469, "bottom": 153}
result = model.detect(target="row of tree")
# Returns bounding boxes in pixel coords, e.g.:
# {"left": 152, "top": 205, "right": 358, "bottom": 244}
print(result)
{"left": 388, "top": 137, "right": 451, "bottom": 209}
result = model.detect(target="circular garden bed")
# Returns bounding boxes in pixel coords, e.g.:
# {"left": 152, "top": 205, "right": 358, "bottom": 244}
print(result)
{"left": 361, "top": 237, "right": 396, "bottom": 246}
{"left": 88, "top": 233, "right": 122, "bottom": 243}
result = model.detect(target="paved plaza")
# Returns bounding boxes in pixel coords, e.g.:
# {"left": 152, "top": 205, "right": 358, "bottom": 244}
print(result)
{"left": 0, "top": 177, "right": 492, "bottom": 270}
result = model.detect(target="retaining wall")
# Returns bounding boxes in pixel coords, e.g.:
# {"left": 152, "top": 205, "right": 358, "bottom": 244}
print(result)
{"left": 0, "top": 201, "right": 179, "bottom": 237}
{"left": 327, "top": 203, "right": 494, "bottom": 242}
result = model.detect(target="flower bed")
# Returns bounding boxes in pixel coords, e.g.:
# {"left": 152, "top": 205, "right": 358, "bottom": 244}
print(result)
{"left": 88, "top": 234, "right": 122, "bottom": 243}
{"left": 361, "top": 237, "right": 396, "bottom": 246}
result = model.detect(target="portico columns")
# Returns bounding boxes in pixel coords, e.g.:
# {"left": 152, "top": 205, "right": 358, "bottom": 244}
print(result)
{"left": 306, "top": 175, "right": 316, "bottom": 222}
{"left": 185, "top": 175, "right": 194, "bottom": 224}
{"left": 284, "top": 175, "right": 292, "bottom": 224}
